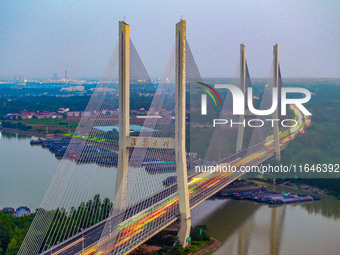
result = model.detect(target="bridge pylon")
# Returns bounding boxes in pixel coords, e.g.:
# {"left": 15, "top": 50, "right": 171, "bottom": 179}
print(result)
{"left": 115, "top": 21, "right": 130, "bottom": 210}
{"left": 175, "top": 19, "right": 191, "bottom": 247}
{"left": 273, "top": 44, "right": 281, "bottom": 160}
{"left": 236, "top": 44, "right": 246, "bottom": 153}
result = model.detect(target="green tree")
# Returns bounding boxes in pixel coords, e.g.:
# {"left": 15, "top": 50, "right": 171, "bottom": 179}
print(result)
{"left": 6, "top": 238, "right": 19, "bottom": 255}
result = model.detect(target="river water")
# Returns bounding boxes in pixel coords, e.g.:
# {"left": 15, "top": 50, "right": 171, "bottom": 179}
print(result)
{"left": 191, "top": 186, "right": 340, "bottom": 255}
{"left": 1, "top": 131, "right": 340, "bottom": 254}
{"left": 0, "top": 131, "right": 58, "bottom": 209}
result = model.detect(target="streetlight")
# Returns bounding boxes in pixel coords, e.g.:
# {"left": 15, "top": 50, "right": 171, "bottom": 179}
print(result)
{"left": 80, "top": 228, "right": 85, "bottom": 253}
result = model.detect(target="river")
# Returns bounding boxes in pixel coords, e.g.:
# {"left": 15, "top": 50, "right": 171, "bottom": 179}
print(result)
{"left": 0, "top": 131, "right": 58, "bottom": 209}
{"left": 1, "top": 130, "right": 340, "bottom": 254}
{"left": 191, "top": 185, "right": 340, "bottom": 254}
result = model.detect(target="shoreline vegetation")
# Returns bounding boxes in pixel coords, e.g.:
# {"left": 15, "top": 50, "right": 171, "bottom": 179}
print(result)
{"left": 0, "top": 212, "right": 34, "bottom": 255}
{"left": 279, "top": 181, "right": 332, "bottom": 197}
{"left": 249, "top": 179, "right": 340, "bottom": 200}
{"left": 0, "top": 127, "right": 58, "bottom": 138}
{"left": 131, "top": 226, "right": 221, "bottom": 255}
{"left": 0, "top": 118, "right": 79, "bottom": 137}
{"left": 278, "top": 180, "right": 340, "bottom": 199}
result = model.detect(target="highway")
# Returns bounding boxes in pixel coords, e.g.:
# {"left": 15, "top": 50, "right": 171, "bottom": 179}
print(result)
{"left": 42, "top": 105, "right": 309, "bottom": 255}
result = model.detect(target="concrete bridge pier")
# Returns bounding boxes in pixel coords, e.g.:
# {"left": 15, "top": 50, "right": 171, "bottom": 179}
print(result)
{"left": 273, "top": 44, "right": 281, "bottom": 160}
{"left": 115, "top": 21, "right": 130, "bottom": 211}
{"left": 236, "top": 44, "right": 246, "bottom": 153}
{"left": 175, "top": 19, "right": 191, "bottom": 247}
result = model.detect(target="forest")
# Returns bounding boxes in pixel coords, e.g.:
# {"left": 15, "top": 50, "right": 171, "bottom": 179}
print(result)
{"left": 0, "top": 212, "right": 34, "bottom": 255}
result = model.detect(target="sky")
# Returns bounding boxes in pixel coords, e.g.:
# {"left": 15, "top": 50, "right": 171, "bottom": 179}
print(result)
{"left": 0, "top": 0, "right": 339, "bottom": 79}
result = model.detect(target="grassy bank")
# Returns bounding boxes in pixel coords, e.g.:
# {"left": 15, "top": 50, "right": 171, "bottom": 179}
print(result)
{"left": 132, "top": 225, "right": 220, "bottom": 255}
{"left": 1, "top": 118, "right": 80, "bottom": 135}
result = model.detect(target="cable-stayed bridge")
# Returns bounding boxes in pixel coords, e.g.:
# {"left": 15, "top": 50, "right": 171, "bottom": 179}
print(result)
{"left": 18, "top": 20, "right": 310, "bottom": 255}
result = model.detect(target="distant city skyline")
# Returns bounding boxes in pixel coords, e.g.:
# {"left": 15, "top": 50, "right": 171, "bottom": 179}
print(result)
{"left": 0, "top": 0, "right": 339, "bottom": 79}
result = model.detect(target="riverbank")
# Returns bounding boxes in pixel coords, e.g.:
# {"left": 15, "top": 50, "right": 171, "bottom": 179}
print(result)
{"left": 191, "top": 237, "right": 221, "bottom": 255}
{"left": 0, "top": 127, "right": 66, "bottom": 138}
{"left": 132, "top": 237, "right": 221, "bottom": 255}
{"left": 278, "top": 181, "right": 337, "bottom": 199}
{"left": 249, "top": 179, "right": 339, "bottom": 200}
{"left": 0, "top": 127, "right": 46, "bottom": 137}
{"left": 131, "top": 226, "right": 220, "bottom": 255}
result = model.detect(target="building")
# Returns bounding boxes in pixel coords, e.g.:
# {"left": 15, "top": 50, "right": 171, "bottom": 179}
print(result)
{"left": 58, "top": 108, "right": 70, "bottom": 114}
{"left": 67, "top": 111, "right": 81, "bottom": 117}
{"left": 50, "top": 112, "right": 63, "bottom": 119}
{"left": 6, "top": 113, "right": 20, "bottom": 119}
{"left": 35, "top": 111, "right": 53, "bottom": 119}
{"left": 20, "top": 111, "right": 34, "bottom": 119}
